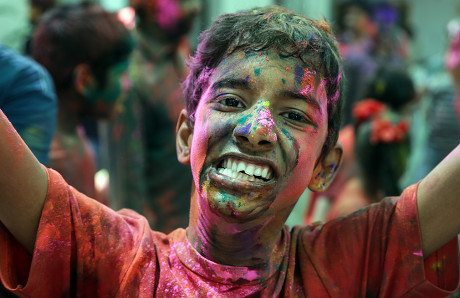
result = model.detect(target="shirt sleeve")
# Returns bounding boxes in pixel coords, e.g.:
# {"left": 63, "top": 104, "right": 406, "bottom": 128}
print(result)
{"left": 0, "top": 168, "right": 158, "bottom": 297}
{"left": 299, "top": 183, "right": 459, "bottom": 297}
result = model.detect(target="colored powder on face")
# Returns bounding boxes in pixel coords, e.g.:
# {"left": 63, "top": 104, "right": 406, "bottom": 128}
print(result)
{"left": 243, "top": 75, "right": 250, "bottom": 84}
{"left": 281, "top": 128, "right": 294, "bottom": 141}
{"left": 234, "top": 123, "right": 252, "bottom": 136}
{"left": 255, "top": 102, "right": 277, "bottom": 141}
{"left": 317, "top": 79, "right": 327, "bottom": 102}
{"left": 254, "top": 68, "right": 261, "bottom": 76}
{"left": 237, "top": 113, "right": 252, "bottom": 125}
{"left": 294, "top": 65, "right": 304, "bottom": 82}
{"left": 300, "top": 69, "right": 317, "bottom": 97}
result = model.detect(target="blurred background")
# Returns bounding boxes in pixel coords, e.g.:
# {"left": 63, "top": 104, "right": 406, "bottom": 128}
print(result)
{"left": 2, "top": 0, "right": 459, "bottom": 63}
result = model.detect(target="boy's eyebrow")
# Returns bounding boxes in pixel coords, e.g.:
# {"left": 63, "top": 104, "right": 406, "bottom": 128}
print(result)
{"left": 211, "top": 77, "right": 252, "bottom": 91}
{"left": 280, "top": 90, "right": 323, "bottom": 115}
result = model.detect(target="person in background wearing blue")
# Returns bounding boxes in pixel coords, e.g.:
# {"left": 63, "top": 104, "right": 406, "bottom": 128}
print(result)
{"left": 0, "top": 44, "right": 57, "bottom": 165}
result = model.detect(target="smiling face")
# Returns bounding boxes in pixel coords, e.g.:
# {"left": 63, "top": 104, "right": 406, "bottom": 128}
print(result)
{"left": 179, "top": 49, "right": 340, "bottom": 221}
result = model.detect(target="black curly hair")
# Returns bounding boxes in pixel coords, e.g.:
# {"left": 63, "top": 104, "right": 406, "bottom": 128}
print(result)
{"left": 182, "top": 6, "right": 345, "bottom": 160}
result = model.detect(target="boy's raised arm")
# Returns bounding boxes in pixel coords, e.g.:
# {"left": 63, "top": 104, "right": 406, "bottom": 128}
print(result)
{"left": 417, "top": 143, "right": 460, "bottom": 257}
{"left": 0, "top": 109, "right": 48, "bottom": 254}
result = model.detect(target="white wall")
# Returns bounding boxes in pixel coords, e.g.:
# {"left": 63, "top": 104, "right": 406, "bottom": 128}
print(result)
{"left": 206, "top": 0, "right": 275, "bottom": 23}
{"left": 99, "top": 0, "right": 128, "bottom": 11}
{"left": 0, "top": 0, "right": 30, "bottom": 52}
{"left": 407, "top": 0, "right": 460, "bottom": 62}
{"left": 283, "top": 0, "right": 333, "bottom": 21}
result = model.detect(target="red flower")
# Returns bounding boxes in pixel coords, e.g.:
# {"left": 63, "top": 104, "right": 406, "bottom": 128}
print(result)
{"left": 352, "top": 99, "right": 386, "bottom": 124}
{"left": 371, "top": 119, "right": 409, "bottom": 144}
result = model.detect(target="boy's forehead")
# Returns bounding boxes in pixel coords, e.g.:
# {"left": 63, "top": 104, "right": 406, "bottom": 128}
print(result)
{"left": 207, "top": 50, "right": 326, "bottom": 95}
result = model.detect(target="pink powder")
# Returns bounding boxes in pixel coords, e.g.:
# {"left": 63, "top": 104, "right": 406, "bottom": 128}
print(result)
{"left": 255, "top": 103, "right": 277, "bottom": 142}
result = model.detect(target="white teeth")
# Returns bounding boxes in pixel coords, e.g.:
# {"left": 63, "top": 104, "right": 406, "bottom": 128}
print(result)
{"left": 237, "top": 161, "right": 246, "bottom": 173}
{"left": 231, "top": 161, "right": 237, "bottom": 172}
{"left": 261, "top": 167, "right": 269, "bottom": 179}
{"left": 245, "top": 164, "right": 255, "bottom": 176}
{"left": 219, "top": 157, "right": 273, "bottom": 181}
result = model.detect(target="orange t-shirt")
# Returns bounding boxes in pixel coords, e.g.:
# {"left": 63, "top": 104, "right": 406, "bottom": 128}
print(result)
{"left": 0, "top": 168, "right": 458, "bottom": 297}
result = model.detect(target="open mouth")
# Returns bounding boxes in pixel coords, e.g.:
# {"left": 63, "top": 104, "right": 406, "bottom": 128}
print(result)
{"left": 216, "top": 157, "right": 274, "bottom": 183}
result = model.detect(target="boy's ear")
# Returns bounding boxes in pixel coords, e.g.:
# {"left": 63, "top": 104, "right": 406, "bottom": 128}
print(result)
{"left": 73, "top": 64, "right": 95, "bottom": 95}
{"left": 308, "top": 143, "right": 343, "bottom": 192}
{"left": 176, "top": 109, "right": 193, "bottom": 165}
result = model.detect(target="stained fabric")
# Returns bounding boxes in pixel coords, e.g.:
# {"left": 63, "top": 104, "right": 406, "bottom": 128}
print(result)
{"left": 0, "top": 168, "right": 458, "bottom": 297}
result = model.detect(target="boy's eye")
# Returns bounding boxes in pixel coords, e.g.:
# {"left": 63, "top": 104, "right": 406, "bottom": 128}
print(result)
{"left": 281, "top": 111, "right": 310, "bottom": 124}
{"left": 217, "top": 96, "right": 244, "bottom": 108}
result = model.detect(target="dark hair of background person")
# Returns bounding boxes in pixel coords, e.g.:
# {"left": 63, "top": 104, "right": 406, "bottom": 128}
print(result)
{"left": 183, "top": 5, "right": 344, "bottom": 161}
{"left": 31, "top": 2, "right": 134, "bottom": 92}
{"left": 354, "top": 66, "right": 415, "bottom": 201}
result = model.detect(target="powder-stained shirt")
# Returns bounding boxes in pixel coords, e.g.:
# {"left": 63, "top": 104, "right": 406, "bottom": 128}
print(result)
{"left": 0, "top": 168, "right": 458, "bottom": 297}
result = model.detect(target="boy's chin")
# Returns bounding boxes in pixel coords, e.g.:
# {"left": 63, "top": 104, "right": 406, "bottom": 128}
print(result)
{"left": 200, "top": 183, "right": 275, "bottom": 221}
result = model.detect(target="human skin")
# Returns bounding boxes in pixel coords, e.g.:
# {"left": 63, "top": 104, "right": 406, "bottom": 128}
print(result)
{"left": 0, "top": 45, "right": 459, "bottom": 272}
{"left": 176, "top": 50, "right": 343, "bottom": 267}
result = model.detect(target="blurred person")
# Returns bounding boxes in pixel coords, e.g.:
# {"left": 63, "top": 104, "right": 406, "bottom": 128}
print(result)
{"left": 105, "top": 0, "right": 200, "bottom": 233}
{"left": 24, "top": 0, "right": 57, "bottom": 55}
{"left": 371, "top": 2, "right": 412, "bottom": 67}
{"left": 32, "top": 2, "right": 134, "bottom": 204}
{"left": 335, "top": 1, "right": 379, "bottom": 127}
{"left": 0, "top": 45, "right": 57, "bottom": 165}
{"left": 306, "top": 66, "right": 415, "bottom": 223}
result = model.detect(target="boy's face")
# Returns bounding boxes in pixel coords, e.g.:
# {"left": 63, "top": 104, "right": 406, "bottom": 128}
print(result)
{"left": 182, "top": 50, "right": 335, "bottom": 220}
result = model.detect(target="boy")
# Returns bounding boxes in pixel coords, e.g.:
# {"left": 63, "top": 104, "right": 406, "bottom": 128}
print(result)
{"left": 31, "top": 3, "right": 134, "bottom": 202}
{"left": 1, "top": 6, "right": 459, "bottom": 297}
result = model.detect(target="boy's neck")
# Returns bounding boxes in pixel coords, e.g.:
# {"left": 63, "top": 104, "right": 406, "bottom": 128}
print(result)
{"left": 187, "top": 191, "right": 292, "bottom": 268}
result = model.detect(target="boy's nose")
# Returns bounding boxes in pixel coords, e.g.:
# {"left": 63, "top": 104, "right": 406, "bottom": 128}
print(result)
{"left": 232, "top": 106, "right": 277, "bottom": 151}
